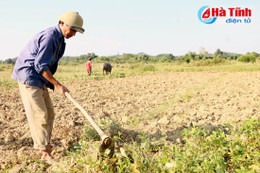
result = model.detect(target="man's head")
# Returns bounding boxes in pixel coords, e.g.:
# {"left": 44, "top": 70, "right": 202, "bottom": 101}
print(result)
{"left": 57, "top": 11, "right": 85, "bottom": 39}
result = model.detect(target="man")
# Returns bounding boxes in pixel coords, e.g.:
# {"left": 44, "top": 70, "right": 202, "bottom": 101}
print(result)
{"left": 11, "top": 11, "right": 85, "bottom": 164}
{"left": 86, "top": 58, "right": 92, "bottom": 76}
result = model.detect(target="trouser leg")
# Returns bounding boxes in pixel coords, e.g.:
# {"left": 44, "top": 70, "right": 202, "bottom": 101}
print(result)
{"left": 43, "top": 86, "right": 55, "bottom": 143}
{"left": 18, "top": 83, "right": 55, "bottom": 151}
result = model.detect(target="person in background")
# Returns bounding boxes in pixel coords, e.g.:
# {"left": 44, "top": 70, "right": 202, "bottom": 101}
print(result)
{"left": 86, "top": 58, "right": 92, "bottom": 76}
{"left": 11, "top": 11, "right": 85, "bottom": 164}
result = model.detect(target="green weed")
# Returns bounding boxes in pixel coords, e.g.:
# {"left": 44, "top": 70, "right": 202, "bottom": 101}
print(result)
{"left": 48, "top": 118, "right": 260, "bottom": 172}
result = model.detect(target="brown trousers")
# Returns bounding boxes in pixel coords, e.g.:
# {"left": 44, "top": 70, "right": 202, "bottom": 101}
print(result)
{"left": 19, "top": 83, "right": 55, "bottom": 151}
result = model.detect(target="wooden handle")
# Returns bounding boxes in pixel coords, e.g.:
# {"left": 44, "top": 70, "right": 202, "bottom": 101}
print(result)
{"left": 65, "top": 92, "right": 104, "bottom": 137}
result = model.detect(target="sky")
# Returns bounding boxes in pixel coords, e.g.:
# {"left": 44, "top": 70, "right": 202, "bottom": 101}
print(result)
{"left": 0, "top": 0, "right": 259, "bottom": 60}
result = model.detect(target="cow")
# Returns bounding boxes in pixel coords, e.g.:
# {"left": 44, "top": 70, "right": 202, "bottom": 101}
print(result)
{"left": 102, "top": 63, "right": 112, "bottom": 75}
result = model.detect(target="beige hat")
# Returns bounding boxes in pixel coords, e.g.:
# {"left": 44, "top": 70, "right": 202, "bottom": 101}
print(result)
{"left": 57, "top": 11, "right": 85, "bottom": 34}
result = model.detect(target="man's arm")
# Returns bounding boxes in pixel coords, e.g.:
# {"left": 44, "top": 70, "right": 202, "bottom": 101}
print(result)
{"left": 42, "top": 69, "right": 69, "bottom": 96}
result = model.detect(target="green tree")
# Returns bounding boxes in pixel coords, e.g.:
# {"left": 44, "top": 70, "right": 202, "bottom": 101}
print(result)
{"left": 137, "top": 54, "right": 149, "bottom": 62}
{"left": 215, "top": 49, "right": 223, "bottom": 57}
{"left": 4, "top": 57, "right": 17, "bottom": 64}
{"left": 250, "top": 52, "right": 259, "bottom": 58}
{"left": 185, "top": 52, "right": 196, "bottom": 60}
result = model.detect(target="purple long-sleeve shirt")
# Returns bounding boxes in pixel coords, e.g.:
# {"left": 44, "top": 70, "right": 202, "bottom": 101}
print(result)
{"left": 11, "top": 25, "right": 65, "bottom": 90}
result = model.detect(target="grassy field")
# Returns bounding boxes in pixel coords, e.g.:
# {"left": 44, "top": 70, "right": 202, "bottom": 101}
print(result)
{"left": 1, "top": 60, "right": 259, "bottom": 91}
{"left": 56, "top": 61, "right": 260, "bottom": 82}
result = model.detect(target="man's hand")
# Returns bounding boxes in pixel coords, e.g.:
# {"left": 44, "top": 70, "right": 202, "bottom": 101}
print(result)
{"left": 56, "top": 83, "right": 69, "bottom": 97}
{"left": 41, "top": 69, "right": 69, "bottom": 97}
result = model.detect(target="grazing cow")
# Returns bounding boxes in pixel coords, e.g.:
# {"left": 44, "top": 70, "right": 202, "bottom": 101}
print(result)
{"left": 102, "top": 63, "right": 112, "bottom": 75}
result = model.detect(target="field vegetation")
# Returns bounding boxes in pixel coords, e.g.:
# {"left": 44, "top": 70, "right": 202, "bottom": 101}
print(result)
{"left": 0, "top": 49, "right": 259, "bottom": 172}
{"left": 50, "top": 118, "right": 259, "bottom": 172}
{"left": 1, "top": 52, "right": 260, "bottom": 92}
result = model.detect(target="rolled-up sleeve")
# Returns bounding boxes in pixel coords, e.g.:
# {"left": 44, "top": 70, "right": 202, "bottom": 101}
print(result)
{"left": 34, "top": 35, "right": 54, "bottom": 74}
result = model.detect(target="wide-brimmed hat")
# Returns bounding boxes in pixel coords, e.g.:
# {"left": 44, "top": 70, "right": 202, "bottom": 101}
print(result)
{"left": 57, "top": 11, "right": 85, "bottom": 34}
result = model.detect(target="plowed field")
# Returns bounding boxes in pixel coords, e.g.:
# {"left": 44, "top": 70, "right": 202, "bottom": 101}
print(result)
{"left": 0, "top": 71, "right": 259, "bottom": 171}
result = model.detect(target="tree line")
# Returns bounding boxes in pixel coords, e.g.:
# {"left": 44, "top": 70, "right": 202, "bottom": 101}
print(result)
{"left": 1, "top": 49, "right": 259, "bottom": 65}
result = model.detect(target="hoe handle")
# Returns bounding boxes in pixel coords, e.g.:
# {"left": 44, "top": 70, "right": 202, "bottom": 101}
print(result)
{"left": 65, "top": 92, "right": 105, "bottom": 137}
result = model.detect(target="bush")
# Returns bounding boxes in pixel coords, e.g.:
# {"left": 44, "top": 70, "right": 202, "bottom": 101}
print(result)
{"left": 211, "top": 57, "right": 225, "bottom": 64}
{"left": 156, "top": 54, "right": 175, "bottom": 62}
{"left": 0, "top": 66, "right": 5, "bottom": 71}
{"left": 137, "top": 54, "right": 150, "bottom": 62}
{"left": 185, "top": 58, "right": 191, "bottom": 63}
{"left": 142, "top": 65, "right": 156, "bottom": 72}
{"left": 238, "top": 55, "right": 256, "bottom": 63}
{"left": 195, "top": 58, "right": 226, "bottom": 66}
{"left": 159, "top": 57, "right": 172, "bottom": 62}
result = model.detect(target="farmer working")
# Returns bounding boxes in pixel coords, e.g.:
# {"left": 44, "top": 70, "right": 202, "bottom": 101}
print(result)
{"left": 11, "top": 11, "right": 85, "bottom": 164}
{"left": 86, "top": 58, "right": 92, "bottom": 76}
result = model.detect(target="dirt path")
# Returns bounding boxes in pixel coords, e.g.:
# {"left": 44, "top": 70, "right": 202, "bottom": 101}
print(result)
{"left": 0, "top": 71, "right": 259, "bottom": 171}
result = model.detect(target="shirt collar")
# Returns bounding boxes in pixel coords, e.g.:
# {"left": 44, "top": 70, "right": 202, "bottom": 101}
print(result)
{"left": 55, "top": 24, "right": 64, "bottom": 40}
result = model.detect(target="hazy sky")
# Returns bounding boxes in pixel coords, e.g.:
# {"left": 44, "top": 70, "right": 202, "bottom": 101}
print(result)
{"left": 0, "top": 0, "right": 259, "bottom": 60}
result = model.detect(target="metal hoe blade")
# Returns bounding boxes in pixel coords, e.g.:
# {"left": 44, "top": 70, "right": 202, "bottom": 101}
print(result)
{"left": 99, "top": 135, "right": 115, "bottom": 157}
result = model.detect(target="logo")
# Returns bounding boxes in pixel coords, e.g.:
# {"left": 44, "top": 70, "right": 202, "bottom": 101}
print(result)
{"left": 198, "top": 6, "right": 217, "bottom": 24}
{"left": 198, "top": 6, "right": 252, "bottom": 24}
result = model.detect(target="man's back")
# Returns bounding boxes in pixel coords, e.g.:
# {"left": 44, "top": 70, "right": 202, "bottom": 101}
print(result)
{"left": 11, "top": 25, "right": 65, "bottom": 90}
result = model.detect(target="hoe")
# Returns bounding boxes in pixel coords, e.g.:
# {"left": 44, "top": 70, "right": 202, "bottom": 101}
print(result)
{"left": 65, "top": 92, "right": 115, "bottom": 157}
